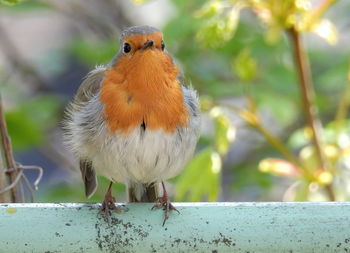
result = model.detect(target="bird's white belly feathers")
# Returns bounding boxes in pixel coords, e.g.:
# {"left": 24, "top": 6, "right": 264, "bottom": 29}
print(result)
{"left": 93, "top": 127, "right": 197, "bottom": 184}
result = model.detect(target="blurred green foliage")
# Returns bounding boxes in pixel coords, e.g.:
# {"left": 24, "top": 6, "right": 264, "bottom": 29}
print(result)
{"left": 211, "top": 109, "right": 236, "bottom": 155}
{"left": 42, "top": 176, "right": 125, "bottom": 203}
{"left": 0, "top": 1, "right": 48, "bottom": 10}
{"left": 70, "top": 39, "right": 118, "bottom": 66}
{"left": 6, "top": 95, "right": 60, "bottom": 150}
{"left": 166, "top": 0, "right": 349, "bottom": 202}
{"left": 176, "top": 147, "right": 221, "bottom": 201}
{"left": 0, "top": 0, "right": 20, "bottom": 6}
{"left": 232, "top": 48, "right": 257, "bottom": 83}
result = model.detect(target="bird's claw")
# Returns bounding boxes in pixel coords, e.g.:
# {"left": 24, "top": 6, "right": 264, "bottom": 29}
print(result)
{"left": 99, "top": 193, "right": 121, "bottom": 223}
{"left": 152, "top": 196, "right": 179, "bottom": 226}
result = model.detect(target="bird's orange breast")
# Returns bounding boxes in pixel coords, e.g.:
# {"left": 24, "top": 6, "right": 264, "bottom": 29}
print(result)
{"left": 100, "top": 49, "right": 189, "bottom": 134}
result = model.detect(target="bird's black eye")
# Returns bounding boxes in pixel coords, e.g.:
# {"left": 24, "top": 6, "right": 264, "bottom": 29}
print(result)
{"left": 123, "top": 43, "right": 131, "bottom": 53}
{"left": 161, "top": 40, "right": 165, "bottom": 51}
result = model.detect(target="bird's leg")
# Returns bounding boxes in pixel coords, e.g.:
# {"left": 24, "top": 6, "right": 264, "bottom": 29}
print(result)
{"left": 99, "top": 181, "right": 121, "bottom": 222}
{"left": 152, "top": 181, "right": 179, "bottom": 226}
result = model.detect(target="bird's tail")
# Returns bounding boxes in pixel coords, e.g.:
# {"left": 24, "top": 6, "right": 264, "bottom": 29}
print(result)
{"left": 128, "top": 182, "right": 159, "bottom": 202}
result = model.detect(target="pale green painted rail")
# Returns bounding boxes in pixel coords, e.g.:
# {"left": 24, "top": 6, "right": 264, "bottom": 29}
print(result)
{"left": 0, "top": 202, "right": 350, "bottom": 252}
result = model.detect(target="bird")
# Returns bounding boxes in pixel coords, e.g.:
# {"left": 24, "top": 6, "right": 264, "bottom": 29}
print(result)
{"left": 64, "top": 25, "right": 201, "bottom": 224}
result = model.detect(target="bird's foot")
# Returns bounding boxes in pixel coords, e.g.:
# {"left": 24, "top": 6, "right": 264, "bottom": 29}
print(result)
{"left": 152, "top": 195, "right": 180, "bottom": 226}
{"left": 99, "top": 191, "right": 121, "bottom": 223}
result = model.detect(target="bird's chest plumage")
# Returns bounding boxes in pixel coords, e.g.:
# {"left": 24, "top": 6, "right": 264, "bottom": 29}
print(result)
{"left": 100, "top": 50, "right": 189, "bottom": 134}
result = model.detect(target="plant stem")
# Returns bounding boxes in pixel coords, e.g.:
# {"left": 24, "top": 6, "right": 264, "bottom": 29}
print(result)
{"left": 287, "top": 28, "right": 335, "bottom": 201}
{"left": 313, "top": 0, "right": 339, "bottom": 21}
{"left": 334, "top": 73, "right": 350, "bottom": 131}
{"left": 243, "top": 110, "right": 315, "bottom": 179}
{"left": 304, "top": 0, "right": 338, "bottom": 29}
{"left": 0, "top": 94, "right": 20, "bottom": 202}
{"left": 0, "top": 151, "right": 7, "bottom": 202}
{"left": 225, "top": 103, "right": 313, "bottom": 178}
{"left": 254, "top": 125, "right": 302, "bottom": 167}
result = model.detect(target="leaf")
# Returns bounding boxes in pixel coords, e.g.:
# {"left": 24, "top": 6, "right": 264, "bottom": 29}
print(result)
{"left": 175, "top": 147, "right": 221, "bottom": 201}
{"left": 209, "top": 107, "right": 236, "bottom": 155}
{"left": 311, "top": 19, "right": 338, "bottom": 45}
{"left": 196, "top": 6, "right": 240, "bottom": 48}
{"left": 0, "top": 0, "right": 20, "bottom": 6}
{"left": 232, "top": 48, "right": 257, "bottom": 82}
{"left": 293, "top": 181, "right": 310, "bottom": 201}
{"left": 194, "top": 0, "right": 224, "bottom": 19}
{"left": 265, "top": 25, "right": 283, "bottom": 45}
{"left": 288, "top": 128, "right": 310, "bottom": 149}
{"left": 259, "top": 158, "right": 299, "bottom": 177}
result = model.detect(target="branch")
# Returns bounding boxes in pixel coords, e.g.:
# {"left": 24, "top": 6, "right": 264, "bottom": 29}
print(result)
{"left": 0, "top": 152, "right": 7, "bottom": 202}
{"left": 222, "top": 103, "right": 312, "bottom": 177}
{"left": 0, "top": 94, "right": 20, "bottom": 202}
{"left": 287, "top": 28, "right": 335, "bottom": 201}
{"left": 0, "top": 170, "right": 23, "bottom": 196}
{"left": 301, "top": 0, "right": 339, "bottom": 32}
{"left": 2, "top": 165, "right": 43, "bottom": 199}
{"left": 310, "top": 0, "right": 339, "bottom": 22}
{"left": 334, "top": 68, "right": 350, "bottom": 131}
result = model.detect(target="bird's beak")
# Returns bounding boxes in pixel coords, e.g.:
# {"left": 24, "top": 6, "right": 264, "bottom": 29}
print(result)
{"left": 141, "top": 40, "right": 154, "bottom": 50}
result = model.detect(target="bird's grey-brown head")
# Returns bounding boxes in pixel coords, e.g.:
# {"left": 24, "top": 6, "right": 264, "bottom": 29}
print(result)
{"left": 110, "top": 25, "right": 166, "bottom": 67}
{"left": 120, "top": 25, "right": 161, "bottom": 43}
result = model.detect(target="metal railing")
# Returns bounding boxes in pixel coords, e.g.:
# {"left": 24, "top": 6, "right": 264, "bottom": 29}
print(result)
{"left": 1, "top": 202, "right": 349, "bottom": 252}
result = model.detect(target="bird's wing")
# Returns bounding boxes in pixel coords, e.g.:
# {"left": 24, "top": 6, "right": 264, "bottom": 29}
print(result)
{"left": 75, "top": 66, "right": 106, "bottom": 198}
{"left": 177, "top": 73, "right": 200, "bottom": 120}
{"left": 80, "top": 159, "right": 97, "bottom": 198}
{"left": 74, "top": 65, "right": 106, "bottom": 103}
{"left": 182, "top": 84, "right": 200, "bottom": 119}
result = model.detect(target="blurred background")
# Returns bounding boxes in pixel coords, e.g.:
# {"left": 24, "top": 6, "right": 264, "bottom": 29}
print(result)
{"left": 0, "top": 0, "right": 350, "bottom": 203}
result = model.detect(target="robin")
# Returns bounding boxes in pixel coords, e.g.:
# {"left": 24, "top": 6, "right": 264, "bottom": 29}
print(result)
{"left": 64, "top": 25, "right": 201, "bottom": 224}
